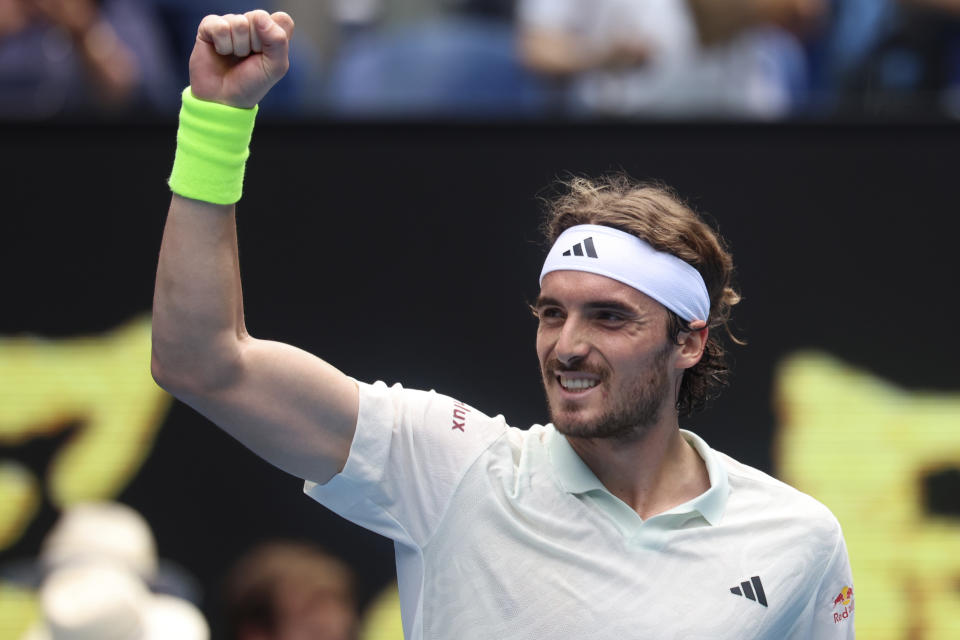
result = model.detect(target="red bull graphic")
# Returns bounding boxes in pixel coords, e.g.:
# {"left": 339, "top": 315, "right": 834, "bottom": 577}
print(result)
{"left": 831, "top": 586, "right": 855, "bottom": 624}
{"left": 832, "top": 586, "right": 854, "bottom": 607}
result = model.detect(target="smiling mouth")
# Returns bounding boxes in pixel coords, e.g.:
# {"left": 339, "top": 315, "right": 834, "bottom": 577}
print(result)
{"left": 557, "top": 375, "right": 600, "bottom": 392}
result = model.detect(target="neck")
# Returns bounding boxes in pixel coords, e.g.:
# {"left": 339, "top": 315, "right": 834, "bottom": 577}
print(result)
{"left": 566, "top": 417, "right": 709, "bottom": 520}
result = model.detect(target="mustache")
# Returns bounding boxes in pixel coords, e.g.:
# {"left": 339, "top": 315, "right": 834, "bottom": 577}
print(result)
{"left": 544, "top": 358, "right": 609, "bottom": 380}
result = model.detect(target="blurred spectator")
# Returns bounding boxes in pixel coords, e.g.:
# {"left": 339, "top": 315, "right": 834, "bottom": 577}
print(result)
{"left": 39, "top": 501, "right": 156, "bottom": 580}
{"left": 223, "top": 540, "right": 358, "bottom": 640}
{"left": 2, "top": 0, "right": 957, "bottom": 120}
{"left": 273, "top": 0, "right": 450, "bottom": 66}
{"left": 34, "top": 501, "right": 201, "bottom": 604}
{"left": 0, "top": 500, "right": 203, "bottom": 624}
{"left": 12, "top": 502, "right": 208, "bottom": 639}
{"left": 0, "top": 0, "right": 178, "bottom": 117}
{"left": 321, "top": 0, "right": 554, "bottom": 118}
{"left": 21, "top": 562, "right": 209, "bottom": 640}
{"left": 517, "top": 0, "right": 824, "bottom": 117}
{"left": 272, "top": 0, "right": 337, "bottom": 72}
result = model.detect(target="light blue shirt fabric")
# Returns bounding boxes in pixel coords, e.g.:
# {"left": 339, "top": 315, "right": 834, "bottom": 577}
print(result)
{"left": 306, "top": 380, "right": 855, "bottom": 639}
{"left": 548, "top": 426, "right": 729, "bottom": 544}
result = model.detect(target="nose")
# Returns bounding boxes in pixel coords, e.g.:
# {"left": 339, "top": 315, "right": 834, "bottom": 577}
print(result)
{"left": 554, "top": 317, "right": 590, "bottom": 367}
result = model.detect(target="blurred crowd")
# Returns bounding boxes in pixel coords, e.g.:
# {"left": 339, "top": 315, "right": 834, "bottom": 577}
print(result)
{"left": 3, "top": 501, "right": 403, "bottom": 640}
{"left": 2, "top": 0, "right": 960, "bottom": 119}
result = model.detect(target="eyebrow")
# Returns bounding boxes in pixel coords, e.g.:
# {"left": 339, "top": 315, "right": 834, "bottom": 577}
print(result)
{"left": 534, "top": 296, "right": 640, "bottom": 316}
{"left": 533, "top": 295, "right": 562, "bottom": 309}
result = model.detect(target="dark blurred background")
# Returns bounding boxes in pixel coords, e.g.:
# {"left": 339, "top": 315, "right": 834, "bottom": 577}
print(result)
{"left": 2, "top": 1, "right": 959, "bottom": 639}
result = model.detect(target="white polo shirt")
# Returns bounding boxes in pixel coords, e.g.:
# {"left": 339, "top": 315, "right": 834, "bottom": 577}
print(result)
{"left": 305, "top": 381, "right": 855, "bottom": 639}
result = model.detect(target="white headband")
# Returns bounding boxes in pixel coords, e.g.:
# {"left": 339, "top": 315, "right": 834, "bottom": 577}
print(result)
{"left": 539, "top": 224, "right": 710, "bottom": 323}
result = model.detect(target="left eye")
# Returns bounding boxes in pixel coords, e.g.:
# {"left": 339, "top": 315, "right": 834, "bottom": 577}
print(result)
{"left": 597, "top": 312, "right": 625, "bottom": 322}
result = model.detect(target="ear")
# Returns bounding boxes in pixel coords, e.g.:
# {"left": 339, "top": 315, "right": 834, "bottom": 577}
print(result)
{"left": 676, "top": 325, "right": 709, "bottom": 370}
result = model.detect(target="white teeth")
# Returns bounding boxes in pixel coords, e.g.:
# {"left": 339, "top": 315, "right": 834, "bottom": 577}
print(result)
{"left": 559, "top": 377, "right": 599, "bottom": 390}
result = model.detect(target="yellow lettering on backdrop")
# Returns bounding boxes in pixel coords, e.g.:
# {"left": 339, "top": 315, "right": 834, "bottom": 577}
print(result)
{"left": 775, "top": 352, "right": 960, "bottom": 639}
{"left": 0, "top": 316, "right": 172, "bottom": 636}
{"left": 0, "top": 316, "right": 172, "bottom": 550}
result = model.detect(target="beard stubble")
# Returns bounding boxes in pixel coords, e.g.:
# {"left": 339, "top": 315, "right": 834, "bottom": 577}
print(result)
{"left": 544, "top": 341, "right": 675, "bottom": 443}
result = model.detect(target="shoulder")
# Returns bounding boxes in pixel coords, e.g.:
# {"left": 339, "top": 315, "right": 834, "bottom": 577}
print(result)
{"left": 712, "top": 450, "right": 852, "bottom": 603}
{"left": 718, "top": 450, "right": 843, "bottom": 541}
{"left": 356, "top": 380, "right": 523, "bottom": 456}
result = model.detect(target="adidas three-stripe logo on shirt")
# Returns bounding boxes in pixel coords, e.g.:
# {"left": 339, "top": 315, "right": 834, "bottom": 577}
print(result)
{"left": 730, "top": 576, "right": 768, "bottom": 607}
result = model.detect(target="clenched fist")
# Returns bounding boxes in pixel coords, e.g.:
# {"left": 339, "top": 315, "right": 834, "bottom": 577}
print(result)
{"left": 189, "top": 10, "right": 294, "bottom": 109}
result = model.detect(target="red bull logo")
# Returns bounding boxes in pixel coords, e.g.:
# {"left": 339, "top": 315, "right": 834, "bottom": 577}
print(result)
{"left": 832, "top": 586, "right": 853, "bottom": 608}
{"left": 831, "top": 586, "right": 854, "bottom": 624}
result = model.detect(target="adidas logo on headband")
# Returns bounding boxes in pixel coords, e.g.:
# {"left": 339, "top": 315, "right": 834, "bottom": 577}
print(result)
{"left": 561, "top": 237, "right": 598, "bottom": 258}
{"left": 541, "top": 225, "right": 710, "bottom": 323}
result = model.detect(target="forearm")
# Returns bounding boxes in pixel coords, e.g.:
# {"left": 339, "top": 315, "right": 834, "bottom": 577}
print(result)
{"left": 150, "top": 10, "right": 358, "bottom": 483}
{"left": 152, "top": 195, "right": 246, "bottom": 392}
{"left": 153, "top": 75, "right": 261, "bottom": 388}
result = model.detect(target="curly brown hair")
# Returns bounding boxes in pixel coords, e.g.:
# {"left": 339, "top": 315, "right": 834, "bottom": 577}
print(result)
{"left": 540, "top": 174, "right": 743, "bottom": 416}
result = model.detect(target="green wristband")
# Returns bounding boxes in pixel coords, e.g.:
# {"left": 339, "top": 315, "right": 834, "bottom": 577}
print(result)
{"left": 168, "top": 87, "right": 259, "bottom": 205}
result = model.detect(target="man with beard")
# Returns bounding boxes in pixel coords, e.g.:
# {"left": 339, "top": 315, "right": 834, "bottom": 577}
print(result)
{"left": 152, "top": 10, "right": 854, "bottom": 640}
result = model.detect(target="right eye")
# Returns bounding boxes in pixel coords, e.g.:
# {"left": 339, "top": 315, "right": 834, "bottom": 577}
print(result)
{"left": 535, "top": 306, "right": 565, "bottom": 321}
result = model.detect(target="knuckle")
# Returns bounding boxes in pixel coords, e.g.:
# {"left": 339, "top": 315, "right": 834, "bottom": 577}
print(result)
{"left": 208, "top": 17, "right": 228, "bottom": 33}
{"left": 198, "top": 14, "right": 219, "bottom": 32}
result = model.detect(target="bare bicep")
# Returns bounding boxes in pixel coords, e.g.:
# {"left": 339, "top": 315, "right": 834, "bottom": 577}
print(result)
{"left": 178, "top": 337, "right": 359, "bottom": 484}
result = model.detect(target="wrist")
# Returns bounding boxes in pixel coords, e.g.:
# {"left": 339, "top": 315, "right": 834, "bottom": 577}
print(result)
{"left": 168, "top": 87, "right": 259, "bottom": 205}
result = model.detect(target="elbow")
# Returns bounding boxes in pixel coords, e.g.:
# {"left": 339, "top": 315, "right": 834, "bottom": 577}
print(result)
{"left": 150, "top": 346, "right": 196, "bottom": 398}
{"left": 151, "top": 333, "right": 244, "bottom": 398}
{"left": 150, "top": 350, "right": 183, "bottom": 395}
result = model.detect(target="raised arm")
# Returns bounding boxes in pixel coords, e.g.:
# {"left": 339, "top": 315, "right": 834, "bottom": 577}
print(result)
{"left": 151, "top": 10, "right": 358, "bottom": 485}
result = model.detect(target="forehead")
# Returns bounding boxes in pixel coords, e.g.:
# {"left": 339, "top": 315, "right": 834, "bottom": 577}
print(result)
{"left": 538, "top": 270, "right": 664, "bottom": 313}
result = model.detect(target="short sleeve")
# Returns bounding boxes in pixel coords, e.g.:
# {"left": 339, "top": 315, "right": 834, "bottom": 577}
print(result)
{"left": 304, "top": 381, "right": 508, "bottom": 548}
{"left": 789, "top": 528, "right": 856, "bottom": 639}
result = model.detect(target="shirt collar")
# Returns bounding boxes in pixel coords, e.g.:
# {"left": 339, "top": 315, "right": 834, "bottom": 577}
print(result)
{"left": 547, "top": 425, "right": 607, "bottom": 495}
{"left": 678, "top": 429, "right": 729, "bottom": 525}
{"left": 547, "top": 426, "right": 729, "bottom": 526}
